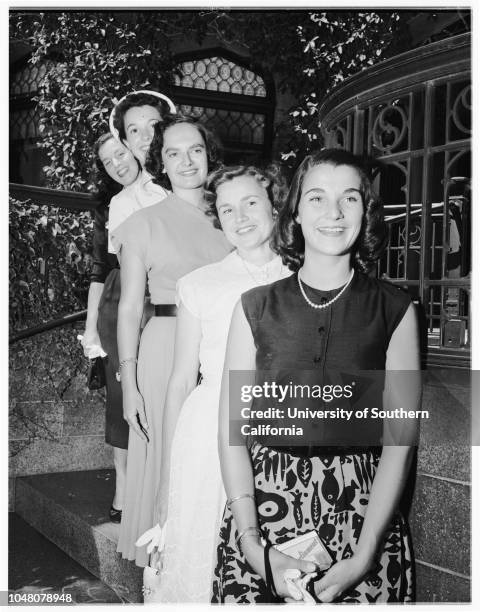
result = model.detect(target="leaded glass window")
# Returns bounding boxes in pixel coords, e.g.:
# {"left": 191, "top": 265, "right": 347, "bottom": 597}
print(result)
{"left": 172, "top": 52, "right": 273, "bottom": 162}
{"left": 174, "top": 57, "right": 267, "bottom": 97}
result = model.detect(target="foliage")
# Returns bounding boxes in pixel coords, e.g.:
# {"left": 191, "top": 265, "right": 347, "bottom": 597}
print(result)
{"left": 9, "top": 196, "right": 93, "bottom": 331}
{"left": 10, "top": 10, "right": 414, "bottom": 188}
{"left": 10, "top": 11, "right": 201, "bottom": 191}
{"left": 201, "top": 10, "right": 412, "bottom": 164}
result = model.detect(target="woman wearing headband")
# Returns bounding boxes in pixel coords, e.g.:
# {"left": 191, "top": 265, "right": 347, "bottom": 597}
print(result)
{"left": 115, "top": 113, "right": 231, "bottom": 566}
{"left": 81, "top": 133, "right": 140, "bottom": 522}
{"left": 107, "top": 90, "right": 176, "bottom": 253}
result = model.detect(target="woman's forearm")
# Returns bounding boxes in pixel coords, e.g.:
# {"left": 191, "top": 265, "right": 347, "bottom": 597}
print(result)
{"left": 117, "top": 299, "right": 144, "bottom": 392}
{"left": 85, "top": 282, "right": 104, "bottom": 333}
{"left": 355, "top": 445, "right": 414, "bottom": 565}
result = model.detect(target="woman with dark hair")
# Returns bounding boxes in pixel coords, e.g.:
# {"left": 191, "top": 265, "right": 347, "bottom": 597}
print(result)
{"left": 115, "top": 114, "right": 231, "bottom": 566}
{"left": 81, "top": 133, "right": 140, "bottom": 521}
{"left": 213, "top": 148, "right": 420, "bottom": 603}
{"left": 137, "top": 165, "right": 292, "bottom": 602}
{"left": 107, "top": 90, "right": 175, "bottom": 254}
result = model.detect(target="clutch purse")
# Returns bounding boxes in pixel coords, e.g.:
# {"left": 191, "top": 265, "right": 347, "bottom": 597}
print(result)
{"left": 275, "top": 531, "right": 334, "bottom": 602}
{"left": 87, "top": 357, "right": 106, "bottom": 390}
{"left": 274, "top": 530, "right": 333, "bottom": 571}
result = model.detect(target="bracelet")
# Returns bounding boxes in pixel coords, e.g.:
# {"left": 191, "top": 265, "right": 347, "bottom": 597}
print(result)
{"left": 115, "top": 357, "right": 137, "bottom": 382}
{"left": 236, "top": 526, "right": 262, "bottom": 555}
{"left": 226, "top": 493, "right": 255, "bottom": 508}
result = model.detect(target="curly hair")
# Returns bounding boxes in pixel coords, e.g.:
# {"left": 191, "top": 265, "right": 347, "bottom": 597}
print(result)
{"left": 204, "top": 164, "right": 288, "bottom": 230}
{"left": 112, "top": 92, "right": 171, "bottom": 142}
{"left": 92, "top": 133, "right": 123, "bottom": 208}
{"left": 273, "top": 148, "right": 387, "bottom": 273}
{"left": 145, "top": 113, "right": 223, "bottom": 190}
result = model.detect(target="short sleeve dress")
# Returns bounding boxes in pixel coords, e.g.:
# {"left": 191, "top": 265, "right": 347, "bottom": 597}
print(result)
{"left": 212, "top": 271, "right": 415, "bottom": 603}
{"left": 153, "top": 251, "right": 291, "bottom": 602}
{"left": 115, "top": 194, "right": 232, "bottom": 567}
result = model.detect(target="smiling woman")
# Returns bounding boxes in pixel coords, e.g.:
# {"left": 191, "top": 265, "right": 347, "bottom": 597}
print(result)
{"left": 98, "top": 137, "right": 139, "bottom": 186}
{"left": 213, "top": 149, "right": 420, "bottom": 604}
{"left": 114, "top": 114, "right": 231, "bottom": 567}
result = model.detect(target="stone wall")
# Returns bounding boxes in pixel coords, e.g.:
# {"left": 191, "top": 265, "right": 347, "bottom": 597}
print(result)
{"left": 9, "top": 324, "right": 114, "bottom": 510}
{"left": 408, "top": 368, "right": 470, "bottom": 602}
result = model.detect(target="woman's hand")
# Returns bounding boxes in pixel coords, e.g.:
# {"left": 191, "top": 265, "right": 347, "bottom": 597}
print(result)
{"left": 313, "top": 554, "right": 371, "bottom": 603}
{"left": 242, "top": 539, "right": 317, "bottom": 600}
{"left": 123, "top": 387, "right": 149, "bottom": 442}
{"left": 80, "top": 328, "right": 103, "bottom": 357}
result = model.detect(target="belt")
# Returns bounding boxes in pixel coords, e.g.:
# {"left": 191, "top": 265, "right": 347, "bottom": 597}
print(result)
{"left": 154, "top": 304, "right": 177, "bottom": 317}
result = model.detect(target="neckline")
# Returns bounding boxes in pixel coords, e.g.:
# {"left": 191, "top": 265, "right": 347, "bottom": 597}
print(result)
{"left": 235, "top": 250, "right": 280, "bottom": 270}
{"left": 296, "top": 270, "right": 356, "bottom": 296}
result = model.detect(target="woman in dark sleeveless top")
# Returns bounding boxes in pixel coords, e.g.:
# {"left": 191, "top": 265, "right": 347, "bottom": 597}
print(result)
{"left": 212, "top": 149, "right": 420, "bottom": 603}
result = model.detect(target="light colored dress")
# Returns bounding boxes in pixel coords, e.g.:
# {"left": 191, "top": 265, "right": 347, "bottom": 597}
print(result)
{"left": 156, "top": 251, "right": 291, "bottom": 602}
{"left": 108, "top": 169, "right": 169, "bottom": 254}
{"left": 115, "top": 195, "right": 231, "bottom": 567}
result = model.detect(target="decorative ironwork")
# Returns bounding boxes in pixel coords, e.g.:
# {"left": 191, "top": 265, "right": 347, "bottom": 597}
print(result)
{"left": 174, "top": 57, "right": 267, "bottom": 97}
{"left": 318, "top": 34, "right": 471, "bottom": 366}
{"left": 371, "top": 100, "right": 409, "bottom": 153}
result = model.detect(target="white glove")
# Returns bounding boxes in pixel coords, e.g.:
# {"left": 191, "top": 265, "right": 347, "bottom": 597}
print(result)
{"left": 136, "top": 523, "right": 166, "bottom": 555}
{"left": 284, "top": 568, "right": 317, "bottom": 603}
{"left": 77, "top": 334, "right": 107, "bottom": 359}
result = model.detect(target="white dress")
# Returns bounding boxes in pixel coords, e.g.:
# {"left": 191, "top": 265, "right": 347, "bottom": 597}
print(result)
{"left": 156, "top": 251, "right": 291, "bottom": 602}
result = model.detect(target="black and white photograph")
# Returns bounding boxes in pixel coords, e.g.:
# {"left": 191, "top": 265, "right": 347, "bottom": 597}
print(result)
{"left": 6, "top": 2, "right": 475, "bottom": 607}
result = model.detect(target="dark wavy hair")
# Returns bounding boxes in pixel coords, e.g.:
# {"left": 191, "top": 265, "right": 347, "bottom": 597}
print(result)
{"left": 204, "top": 164, "right": 288, "bottom": 230}
{"left": 273, "top": 148, "right": 387, "bottom": 273}
{"left": 112, "top": 92, "right": 171, "bottom": 142}
{"left": 145, "top": 113, "right": 223, "bottom": 190}
{"left": 92, "top": 133, "right": 123, "bottom": 207}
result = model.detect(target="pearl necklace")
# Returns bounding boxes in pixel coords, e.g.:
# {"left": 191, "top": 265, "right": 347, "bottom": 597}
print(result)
{"left": 237, "top": 251, "right": 284, "bottom": 286}
{"left": 297, "top": 269, "right": 355, "bottom": 310}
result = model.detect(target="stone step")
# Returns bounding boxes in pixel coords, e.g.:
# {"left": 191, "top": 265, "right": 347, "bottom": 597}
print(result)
{"left": 14, "top": 469, "right": 143, "bottom": 603}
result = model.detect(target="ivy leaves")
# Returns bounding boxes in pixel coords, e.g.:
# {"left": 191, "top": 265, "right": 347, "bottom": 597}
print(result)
{"left": 9, "top": 197, "right": 93, "bottom": 332}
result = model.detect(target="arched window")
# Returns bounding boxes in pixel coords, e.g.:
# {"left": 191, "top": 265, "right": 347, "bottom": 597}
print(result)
{"left": 171, "top": 49, "right": 275, "bottom": 164}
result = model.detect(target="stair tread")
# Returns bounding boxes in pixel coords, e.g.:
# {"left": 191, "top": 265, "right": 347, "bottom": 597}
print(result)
{"left": 15, "top": 469, "right": 143, "bottom": 602}
{"left": 9, "top": 513, "right": 124, "bottom": 603}
{"left": 18, "top": 469, "right": 118, "bottom": 529}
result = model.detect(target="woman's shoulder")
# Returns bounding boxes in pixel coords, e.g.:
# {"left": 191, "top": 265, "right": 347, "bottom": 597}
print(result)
{"left": 241, "top": 274, "right": 294, "bottom": 312}
{"left": 356, "top": 272, "right": 411, "bottom": 303}
{"left": 181, "top": 251, "right": 236, "bottom": 283}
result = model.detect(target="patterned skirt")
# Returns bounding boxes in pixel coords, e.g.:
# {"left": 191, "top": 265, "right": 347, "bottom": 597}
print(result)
{"left": 212, "top": 444, "right": 413, "bottom": 604}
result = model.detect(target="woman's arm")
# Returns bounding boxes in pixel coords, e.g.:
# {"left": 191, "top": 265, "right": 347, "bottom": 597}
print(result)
{"left": 117, "top": 242, "right": 148, "bottom": 441}
{"left": 315, "top": 303, "right": 421, "bottom": 602}
{"left": 81, "top": 208, "right": 109, "bottom": 353}
{"left": 81, "top": 282, "right": 104, "bottom": 354}
{"left": 155, "top": 301, "right": 201, "bottom": 525}
{"left": 219, "top": 301, "right": 316, "bottom": 597}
